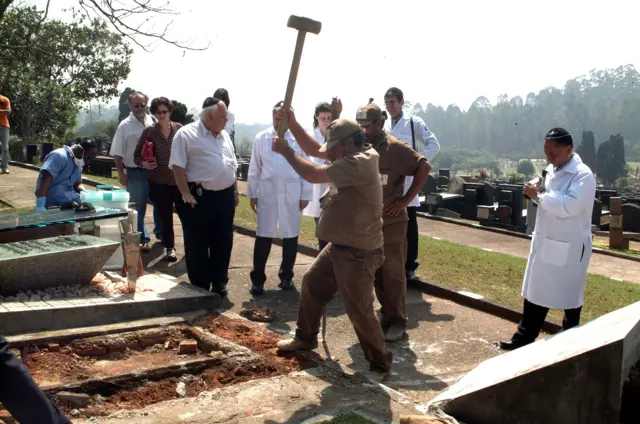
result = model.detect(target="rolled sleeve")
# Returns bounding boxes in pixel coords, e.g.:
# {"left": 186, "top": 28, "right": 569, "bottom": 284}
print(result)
{"left": 168, "top": 130, "right": 187, "bottom": 170}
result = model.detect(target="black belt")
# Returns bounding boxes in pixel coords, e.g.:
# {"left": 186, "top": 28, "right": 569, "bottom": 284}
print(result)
{"left": 187, "top": 182, "right": 233, "bottom": 196}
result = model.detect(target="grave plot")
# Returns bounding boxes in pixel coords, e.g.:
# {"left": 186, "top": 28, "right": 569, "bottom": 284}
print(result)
{"left": 2, "top": 313, "right": 316, "bottom": 420}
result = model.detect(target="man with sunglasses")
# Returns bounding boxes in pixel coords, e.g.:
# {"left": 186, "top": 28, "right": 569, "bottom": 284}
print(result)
{"left": 110, "top": 91, "right": 161, "bottom": 252}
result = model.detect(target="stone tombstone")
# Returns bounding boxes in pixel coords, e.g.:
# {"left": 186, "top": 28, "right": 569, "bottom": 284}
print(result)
{"left": 0, "top": 235, "right": 120, "bottom": 295}
{"left": 447, "top": 176, "right": 466, "bottom": 195}
{"left": 436, "top": 175, "right": 450, "bottom": 189}
{"left": 622, "top": 203, "right": 640, "bottom": 233}
{"left": 592, "top": 198, "right": 603, "bottom": 227}
{"left": 439, "top": 169, "right": 450, "bottom": 179}
{"left": 481, "top": 182, "right": 495, "bottom": 206}
{"left": 429, "top": 301, "right": 640, "bottom": 424}
{"left": 422, "top": 174, "right": 437, "bottom": 195}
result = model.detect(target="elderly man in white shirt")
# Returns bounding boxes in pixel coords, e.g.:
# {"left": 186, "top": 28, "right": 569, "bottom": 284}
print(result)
{"left": 247, "top": 101, "right": 313, "bottom": 296}
{"left": 384, "top": 87, "right": 440, "bottom": 284}
{"left": 498, "top": 128, "right": 596, "bottom": 351}
{"left": 169, "top": 97, "right": 239, "bottom": 297}
{"left": 110, "top": 91, "right": 162, "bottom": 251}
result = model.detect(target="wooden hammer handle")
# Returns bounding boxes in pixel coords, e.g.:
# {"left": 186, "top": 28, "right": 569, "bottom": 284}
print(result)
{"left": 277, "top": 30, "right": 307, "bottom": 140}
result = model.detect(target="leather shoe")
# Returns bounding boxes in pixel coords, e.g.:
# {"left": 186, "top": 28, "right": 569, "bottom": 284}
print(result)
{"left": 496, "top": 340, "right": 529, "bottom": 351}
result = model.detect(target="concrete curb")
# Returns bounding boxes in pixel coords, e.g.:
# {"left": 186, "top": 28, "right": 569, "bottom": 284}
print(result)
{"left": 8, "top": 160, "right": 117, "bottom": 189}
{"left": 231, "top": 223, "right": 563, "bottom": 334}
{"left": 416, "top": 210, "right": 640, "bottom": 263}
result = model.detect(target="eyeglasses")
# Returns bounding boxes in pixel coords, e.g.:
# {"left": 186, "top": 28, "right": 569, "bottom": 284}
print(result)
{"left": 156, "top": 110, "right": 170, "bottom": 115}
{"left": 132, "top": 103, "right": 146, "bottom": 108}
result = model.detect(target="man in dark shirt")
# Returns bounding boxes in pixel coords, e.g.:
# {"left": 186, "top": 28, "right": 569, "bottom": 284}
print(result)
{"left": 356, "top": 104, "right": 431, "bottom": 342}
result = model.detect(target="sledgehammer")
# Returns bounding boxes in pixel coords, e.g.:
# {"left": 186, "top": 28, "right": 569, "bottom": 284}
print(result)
{"left": 276, "top": 15, "right": 322, "bottom": 139}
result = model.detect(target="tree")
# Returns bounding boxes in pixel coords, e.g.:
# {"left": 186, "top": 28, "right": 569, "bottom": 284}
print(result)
{"left": 170, "top": 100, "right": 194, "bottom": 125}
{"left": 0, "top": 0, "right": 208, "bottom": 51}
{"left": 0, "top": 7, "right": 131, "bottom": 144}
{"left": 517, "top": 159, "right": 536, "bottom": 177}
{"left": 576, "top": 130, "right": 597, "bottom": 171}
{"left": 597, "top": 134, "right": 627, "bottom": 185}
{"left": 118, "top": 87, "right": 136, "bottom": 122}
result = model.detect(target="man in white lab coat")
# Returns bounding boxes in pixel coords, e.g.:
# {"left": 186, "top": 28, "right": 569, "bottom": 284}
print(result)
{"left": 498, "top": 128, "right": 596, "bottom": 351}
{"left": 384, "top": 87, "right": 440, "bottom": 284}
{"left": 247, "top": 101, "right": 313, "bottom": 296}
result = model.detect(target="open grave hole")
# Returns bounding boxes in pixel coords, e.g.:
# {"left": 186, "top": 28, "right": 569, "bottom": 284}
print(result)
{"left": 2, "top": 313, "right": 318, "bottom": 419}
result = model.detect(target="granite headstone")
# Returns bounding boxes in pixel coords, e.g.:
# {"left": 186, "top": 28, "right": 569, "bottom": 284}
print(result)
{"left": 622, "top": 203, "right": 640, "bottom": 233}
{"left": 429, "top": 301, "right": 640, "bottom": 424}
{"left": 0, "top": 235, "right": 120, "bottom": 295}
{"left": 447, "top": 176, "right": 466, "bottom": 195}
{"left": 592, "top": 198, "right": 603, "bottom": 227}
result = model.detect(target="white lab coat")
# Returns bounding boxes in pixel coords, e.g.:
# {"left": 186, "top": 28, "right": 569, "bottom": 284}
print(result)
{"left": 247, "top": 127, "right": 313, "bottom": 238}
{"left": 522, "top": 154, "right": 596, "bottom": 309}
{"left": 386, "top": 114, "right": 440, "bottom": 207}
{"left": 302, "top": 127, "right": 329, "bottom": 218}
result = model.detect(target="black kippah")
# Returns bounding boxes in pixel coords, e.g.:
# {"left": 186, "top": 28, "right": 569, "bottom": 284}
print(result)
{"left": 202, "top": 97, "right": 220, "bottom": 108}
{"left": 545, "top": 127, "right": 571, "bottom": 140}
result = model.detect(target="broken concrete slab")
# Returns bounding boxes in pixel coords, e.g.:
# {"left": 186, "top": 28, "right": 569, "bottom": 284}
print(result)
{"left": 72, "top": 366, "right": 424, "bottom": 424}
{"left": 0, "top": 235, "right": 120, "bottom": 295}
{"left": 429, "top": 301, "right": 640, "bottom": 424}
{"left": 0, "top": 275, "right": 218, "bottom": 335}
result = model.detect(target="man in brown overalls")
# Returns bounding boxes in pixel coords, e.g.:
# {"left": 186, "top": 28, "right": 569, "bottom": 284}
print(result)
{"left": 271, "top": 112, "right": 393, "bottom": 379}
{"left": 356, "top": 104, "right": 431, "bottom": 342}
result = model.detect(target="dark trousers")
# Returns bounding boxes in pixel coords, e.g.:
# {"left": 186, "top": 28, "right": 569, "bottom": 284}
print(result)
{"left": 405, "top": 206, "right": 419, "bottom": 273}
{"left": 512, "top": 298, "right": 583, "bottom": 344}
{"left": 250, "top": 236, "right": 298, "bottom": 287}
{"left": 0, "top": 335, "right": 70, "bottom": 423}
{"left": 177, "top": 185, "right": 235, "bottom": 291}
{"left": 314, "top": 217, "right": 328, "bottom": 252}
{"left": 149, "top": 181, "right": 183, "bottom": 249}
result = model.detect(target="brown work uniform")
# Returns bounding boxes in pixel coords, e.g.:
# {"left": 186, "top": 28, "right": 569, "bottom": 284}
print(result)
{"left": 295, "top": 146, "right": 393, "bottom": 372}
{"left": 371, "top": 131, "right": 426, "bottom": 328}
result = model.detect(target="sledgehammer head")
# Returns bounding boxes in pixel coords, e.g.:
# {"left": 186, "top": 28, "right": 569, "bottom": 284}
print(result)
{"left": 287, "top": 15, "right": 322, "bottom": 34}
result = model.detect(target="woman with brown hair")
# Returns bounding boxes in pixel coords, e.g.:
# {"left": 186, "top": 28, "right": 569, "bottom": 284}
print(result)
{"left": 134, "top": 97, "right": 183, "bottom": 262}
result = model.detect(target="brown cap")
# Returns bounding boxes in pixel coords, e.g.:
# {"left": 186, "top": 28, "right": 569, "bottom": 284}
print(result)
{"left": 355, "top": 104, "right": 384, "bottom": 126}
{"left": 319, "top": 119, "right": 362, "bottom": 152}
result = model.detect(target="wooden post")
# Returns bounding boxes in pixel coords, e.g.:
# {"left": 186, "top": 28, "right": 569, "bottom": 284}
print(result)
{"left": 609, "top": 197, "right": 629, "bottom": 250}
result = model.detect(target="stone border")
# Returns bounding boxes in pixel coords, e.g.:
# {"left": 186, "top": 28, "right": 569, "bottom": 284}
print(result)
{"left": 232, "top": 223, "right": 563, "bottom": 334}
{"left": 416, "top": 210, "right": 640, "bottom": 263}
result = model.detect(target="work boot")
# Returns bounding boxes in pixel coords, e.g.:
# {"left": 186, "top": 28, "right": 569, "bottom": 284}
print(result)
{"left": 357, "top": 369, "right": 390, "bottom": 383}
{"left": 250, "top": 285, "right": 265, "bottom": 296}
{"left": 276, "top": 337, "right": 318, "bottom": 352}
{"left": 384, "top": 325, "right": 406, "bottom": 342}
{"left": 278, "top": 280, "right": 295, "bottom": 291}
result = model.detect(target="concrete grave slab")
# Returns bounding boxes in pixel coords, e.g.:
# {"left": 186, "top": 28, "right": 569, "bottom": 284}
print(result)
{"left": 0, "top": 274, "right": 218, "bottom": 335}
{"left": 0, "top": 235, "right": 120, "bottom": 295}
{"left": 428, "top": 301, "right": 640, "bottom": 424}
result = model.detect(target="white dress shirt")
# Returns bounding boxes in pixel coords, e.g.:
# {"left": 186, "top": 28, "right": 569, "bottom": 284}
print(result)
{"left": 169, "top": 120, "right": 238, "bottom": 191}
{"left": 110, "top": 113, "right": 155, "bottom": 168}
{"left": 386, "top": 113, "right": 440, "bottom": 207}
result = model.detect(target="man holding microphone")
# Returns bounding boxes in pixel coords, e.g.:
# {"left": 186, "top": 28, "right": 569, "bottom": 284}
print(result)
{"left": 498, "top": 128, "right": 596, "bottom": 350}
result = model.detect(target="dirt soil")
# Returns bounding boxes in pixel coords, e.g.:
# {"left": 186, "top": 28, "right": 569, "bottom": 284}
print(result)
{"left": 14, "top": 313, "right": 319, "bottom": 419}
{"left": 22, "top": 327, "right": 206, "bottom": 388}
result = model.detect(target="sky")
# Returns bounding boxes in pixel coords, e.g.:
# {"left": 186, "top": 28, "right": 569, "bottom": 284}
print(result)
{"left": 23, "top": 0, "right": 640, "bottom": 126}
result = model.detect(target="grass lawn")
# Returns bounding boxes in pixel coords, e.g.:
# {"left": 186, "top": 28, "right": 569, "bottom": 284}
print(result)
{"left": 234, "top": 197, "right": 640, "bottom": 323}
{"left": 593, "top": 241, "right": 640, "bottom": 257}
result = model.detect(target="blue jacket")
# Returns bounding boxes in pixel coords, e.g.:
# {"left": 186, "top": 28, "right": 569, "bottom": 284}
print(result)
{"left": 35, "top": 146, "right": 82, "bottom": 207}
